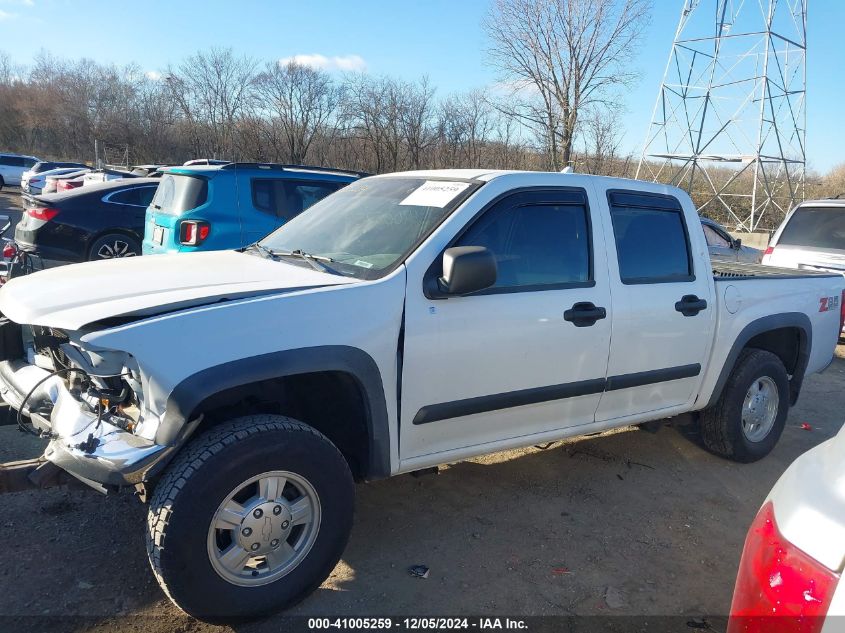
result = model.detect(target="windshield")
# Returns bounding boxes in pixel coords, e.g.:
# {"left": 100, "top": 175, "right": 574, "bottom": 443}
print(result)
{"left": 258, "top": 177, "right": 480, "bottom": 279}
{"left": 778, "top": 206, "right": 845, "bottom": 251}
{"left": 150, "top": 173, "right": 209, "bottom": 215}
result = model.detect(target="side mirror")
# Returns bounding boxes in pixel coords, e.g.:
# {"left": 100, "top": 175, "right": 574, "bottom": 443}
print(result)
{"left": 733, "top": 238, "right": 742, "bottom": 249}
{"left": 439, "top": 246, "right": 497, "bottom": 296}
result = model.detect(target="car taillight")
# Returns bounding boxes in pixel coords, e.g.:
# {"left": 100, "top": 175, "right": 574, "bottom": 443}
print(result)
{"left": 728, "top": 501, "right": 839, "bottom": 633}
{"left": 179, "top": 220, "right": 210, "bottom": 246}
{"left": 763, "top": 246, "right": 774, "bottom": 257}
{"left": 27, "top": 207, "right": 60, "bottom": 221}
{"left": 2, "top": 242, "right": 17, "bottom": 259}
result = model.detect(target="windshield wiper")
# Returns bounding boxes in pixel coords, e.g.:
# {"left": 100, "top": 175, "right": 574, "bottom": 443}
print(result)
{"left": 275, "top": 249, "right": 337, "bottom": 274}
{"left": 246, "top": 243, "right": 277, "bottom": 260}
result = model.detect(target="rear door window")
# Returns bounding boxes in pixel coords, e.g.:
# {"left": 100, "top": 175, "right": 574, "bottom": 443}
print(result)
{"left": 777, "top": 206, "right": 845, "bottom": 251}
{"left": 608, "top": 191, "right": 693, "bottom": 284}
{"left": 282, "top": 181, "right": 343, "bottom": 221}
{"left": 150, "top": 174, "right": 208, "bottom": 215}
{"left": 107, "top": 185, "right": 158, "bottom": 207}
{"left": 251, "top": 178, "right": 343, "bottom": 220}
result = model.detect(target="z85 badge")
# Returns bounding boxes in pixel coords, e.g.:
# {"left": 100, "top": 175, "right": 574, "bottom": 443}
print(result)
{"left": 819, "top": 295, "right": 840, "bottom": 312}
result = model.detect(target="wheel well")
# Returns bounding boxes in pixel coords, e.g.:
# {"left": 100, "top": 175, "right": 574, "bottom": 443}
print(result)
{"left": 745, "top": 326, "right": 808, "bottom": 404}
{"left": 190, "top": 371, "right": 370, "bottom": 480}
{"left": 745, "top": 327, "right": 803, "bottom": 375}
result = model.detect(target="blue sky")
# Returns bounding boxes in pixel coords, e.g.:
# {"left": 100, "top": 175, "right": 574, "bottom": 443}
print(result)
{"left": 1, "top": 0, "right": 842, "bottom": 173}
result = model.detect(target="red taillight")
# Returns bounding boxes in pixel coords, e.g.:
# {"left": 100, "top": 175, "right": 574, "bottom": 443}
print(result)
{"left": 728, "top": 501, "right": 839, "bottom": 633}
{"left": 2, "top": 242, "right": 17, "bottom": 259}
{"left": 763, "top": 246, "right": 774, "bottom": 256}
{"left": 179, "top": 220, "right": 210, "bottom": 246}
{"left": 57, "top": 180, "right": 82, "bottom": 191}
{"left": 26, "top": 207, "right": 60, "bottom": 221}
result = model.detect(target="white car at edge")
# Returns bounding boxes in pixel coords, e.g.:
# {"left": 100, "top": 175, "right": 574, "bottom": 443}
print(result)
{"left": 729, "top": 422, "right": 845, "bottom": 632}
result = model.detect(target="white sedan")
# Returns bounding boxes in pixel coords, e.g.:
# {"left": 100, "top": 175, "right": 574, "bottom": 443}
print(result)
{"left": 22, "top": 166, "right": 88, "bottom": 195}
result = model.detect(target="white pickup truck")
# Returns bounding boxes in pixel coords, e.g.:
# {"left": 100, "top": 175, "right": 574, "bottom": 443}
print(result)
{"left": 0, "top": 170, "right": 842, "bottom": 620}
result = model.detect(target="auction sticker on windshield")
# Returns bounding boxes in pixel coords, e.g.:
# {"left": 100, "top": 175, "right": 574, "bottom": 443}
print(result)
{"left": 399, "top": 181, "right": 470, "bottom": 207}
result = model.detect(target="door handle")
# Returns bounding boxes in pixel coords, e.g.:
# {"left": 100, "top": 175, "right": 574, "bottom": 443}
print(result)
{"left": 675, "top": 294, "right": 708, "bottom": 316}
{"left": 564, "top": 302, "right": 607, "bottom": 327}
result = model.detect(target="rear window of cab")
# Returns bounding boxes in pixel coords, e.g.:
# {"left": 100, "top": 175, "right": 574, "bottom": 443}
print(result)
{"left": 150, "top": 174, "right": 209, "bottom": 215}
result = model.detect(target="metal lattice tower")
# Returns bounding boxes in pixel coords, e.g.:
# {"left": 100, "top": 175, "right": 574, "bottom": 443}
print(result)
{"left": 637, "top": 0, "right": 807, "bottom": 232}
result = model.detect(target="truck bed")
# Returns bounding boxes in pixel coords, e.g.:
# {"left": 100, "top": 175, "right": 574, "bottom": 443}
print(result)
{"left": 712, "top": 261, "right": 842, "bottom": 280}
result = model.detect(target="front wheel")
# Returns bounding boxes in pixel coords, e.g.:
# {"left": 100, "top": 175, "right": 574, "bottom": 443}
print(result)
{"left": 146, "top": 416, "right": 355, "bottom": 620}
{"left": 700, "top": 348, "right": 790, "bottom": 462}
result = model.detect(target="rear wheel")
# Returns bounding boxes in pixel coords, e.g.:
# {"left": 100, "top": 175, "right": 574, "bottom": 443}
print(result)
{"left": 146, "top": 415, "right": 355, "bottom": 621}
{"left": 700, "top": 348, "right": 789, "bottom": 462}
{"left": 0, "top": 176, "right": 5, "bottom": 191}
{"left": 88, "top": 233, "right": 140, "bottom": 260}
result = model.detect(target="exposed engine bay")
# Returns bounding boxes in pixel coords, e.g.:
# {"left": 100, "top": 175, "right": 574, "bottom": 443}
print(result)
{"left": 0, "top": 317, "right": 166, "bottom": 490}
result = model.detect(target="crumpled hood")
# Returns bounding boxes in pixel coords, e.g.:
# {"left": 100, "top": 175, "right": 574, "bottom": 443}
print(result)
{"left": 0, "top": 250, "right": 354, "bottom": 330}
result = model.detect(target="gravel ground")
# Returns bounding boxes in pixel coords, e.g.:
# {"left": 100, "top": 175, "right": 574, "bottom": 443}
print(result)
{"left": 0, "top": 187, "right": 843, "bottom": 632}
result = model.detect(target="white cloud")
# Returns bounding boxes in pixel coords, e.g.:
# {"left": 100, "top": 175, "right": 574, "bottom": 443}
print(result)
{"left": 278, "top": 53, "right": 366, "bottom": 73}
{"left": 0, "top": 9, "right": 17, "bottom": 20}
{"left": 145, "top": 70, "right": 162, "bottom": 81}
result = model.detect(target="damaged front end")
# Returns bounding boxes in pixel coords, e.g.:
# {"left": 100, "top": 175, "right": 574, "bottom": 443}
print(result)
{"left": 0, "top": 318, "right": 175, "bottom": 493}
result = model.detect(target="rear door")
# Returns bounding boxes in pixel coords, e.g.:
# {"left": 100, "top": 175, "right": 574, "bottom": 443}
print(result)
{"left": 400, "top": 185, "right": 613, "bottom": 463}
{"left": 248, "top": 178, "right": 344, "bottom": 245}
{"left": 104, "top": 185, "right": 159, "bottom": 234}
{"left": 595, "top": 189, "right": 715, "bottom": 422}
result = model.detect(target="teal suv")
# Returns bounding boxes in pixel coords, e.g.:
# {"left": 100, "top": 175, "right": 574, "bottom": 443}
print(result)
{"left": 143, "top": 163, "right": 364, "bottom": 254}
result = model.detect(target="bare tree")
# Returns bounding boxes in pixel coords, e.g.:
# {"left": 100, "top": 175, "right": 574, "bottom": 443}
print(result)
{"left": 824, "top": 163, "right": 845, "bottom": 198}
{"left": 166, "top": 48, "right": 256, "bottom": 159}
{"left": 343, "top": 74, "right": 404, "bottom": 172}
{"left": 578, "top": 105, "right": 623, "bottom": 175}
{"left": 484, "top": 0, "right": 650, "bottom": 169}
{"left": 0, "top": 46, "right": 680, "bottom": 178}
{"left": 254, "top": 61, "right": 341, "bottom": 164}
{"left": 399, "top": 76, "right": 436, "bottom": 169}
{"left": 438, "top": 89, "right": 496, "bottom": 168}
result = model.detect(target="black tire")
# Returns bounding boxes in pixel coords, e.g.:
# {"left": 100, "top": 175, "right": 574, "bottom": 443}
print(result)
{"left": 700, "top": 348, "right": 790, "bottom": 462}
{"left": 0, "top": 176, "right": 4, "bottom": 191}
{"left": 146, "top": 415, "right": 355, "bottom": 621}
{"left": 88, "top": 233, "right": 141, "bottom": 260}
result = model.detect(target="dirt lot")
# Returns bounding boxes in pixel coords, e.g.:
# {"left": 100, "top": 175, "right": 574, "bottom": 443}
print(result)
{"left": 0, "top": 187, "right": 843, "bottom": 631}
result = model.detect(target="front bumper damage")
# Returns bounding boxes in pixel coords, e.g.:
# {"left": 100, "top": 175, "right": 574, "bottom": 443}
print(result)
{"left": 0, "top": 357, "right": 170, "bottom": 491}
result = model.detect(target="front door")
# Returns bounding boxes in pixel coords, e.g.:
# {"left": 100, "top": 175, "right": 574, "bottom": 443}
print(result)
{"left": 400, "top": 187, "right": 613, "bottom": 463}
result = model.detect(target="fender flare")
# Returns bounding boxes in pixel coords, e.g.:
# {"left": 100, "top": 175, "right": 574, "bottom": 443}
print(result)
{"left": 704, "top": 312, "right": 812, "bottom": 409}
{"left": 154, "top": 345, "right": 391, "bottom": 479}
